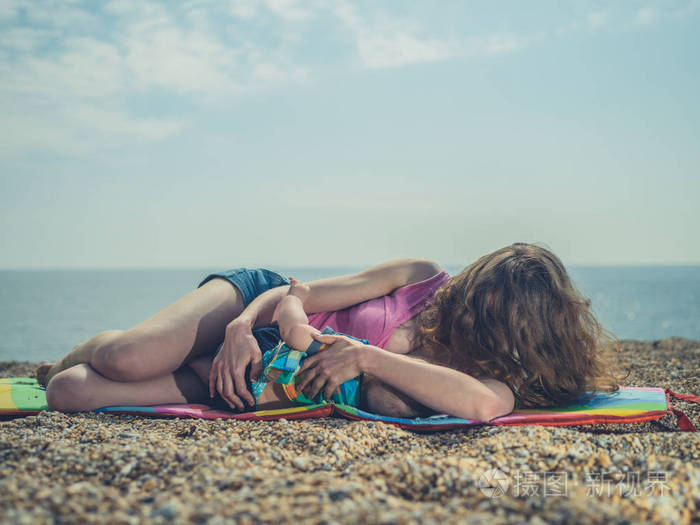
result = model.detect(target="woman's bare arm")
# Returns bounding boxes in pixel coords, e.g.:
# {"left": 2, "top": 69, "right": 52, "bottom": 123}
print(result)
{"left": 359, "top": 346, "right": 515, "bottom": 422}
{"left": 301, "top": 258, "right": 442, "bottom": 314}
{"left": 233, "top": 258, "right": 442, "bottom": 330}
{"left": 296, "top": 332, "right": 515, "bottom": 422}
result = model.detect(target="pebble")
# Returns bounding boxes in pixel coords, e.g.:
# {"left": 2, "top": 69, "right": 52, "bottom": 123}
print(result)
{"left": 1, "top": 338, "right": 699, "bottom": 524}
{"left": 150, "top": 502, "right": 178, "bottom": 520}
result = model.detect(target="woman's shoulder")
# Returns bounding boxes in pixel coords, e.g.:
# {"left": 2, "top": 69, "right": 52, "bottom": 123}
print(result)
{"left": 388, "top": 265, "right": 449, "bottom": 306}
{"left": 391, "top": 262, "right": 449, "bottom": 296}
{"left": 401, "top": 260, "right": 445, "bottom": 287}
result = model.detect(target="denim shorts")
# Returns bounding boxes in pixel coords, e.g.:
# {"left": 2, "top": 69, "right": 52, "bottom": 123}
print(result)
{"left": 198, "top": 267, "right": 290, "bottom": 308}
{"left": 197, "top": 267, "right": 291, "bottom": 411}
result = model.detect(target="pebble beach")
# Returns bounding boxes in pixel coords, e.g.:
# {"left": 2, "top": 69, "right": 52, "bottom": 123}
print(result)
{"left": 1, "top": 338, "right": 698, "bottom": 525}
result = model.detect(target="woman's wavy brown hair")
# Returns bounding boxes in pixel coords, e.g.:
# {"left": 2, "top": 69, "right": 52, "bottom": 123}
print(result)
{"left": 413, "top": 242, "right": 629, "bottom": 408}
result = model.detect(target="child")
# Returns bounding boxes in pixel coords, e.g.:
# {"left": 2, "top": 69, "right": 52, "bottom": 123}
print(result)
{"left": 191, "top": 277, "right": 367, "bottom": 412}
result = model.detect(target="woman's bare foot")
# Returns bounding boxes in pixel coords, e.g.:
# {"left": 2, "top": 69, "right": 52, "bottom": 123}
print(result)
{"left": 35, "top": 342, "right": 90, "bottom": 387}
{"left": 36, "top": 359, "right": 71, "bottom": 387}
{"left": 35, "top": 363, "right": 55, "bottom": 387}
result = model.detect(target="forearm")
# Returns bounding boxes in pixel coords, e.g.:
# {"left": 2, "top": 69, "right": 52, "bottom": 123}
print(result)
{"left": 302, "top": 258, "right": 441, "bottom": 314}
{"left": 229, "top": 265, "right": 389, "bottom": 330}
{"left": 231, "top": 258, "right": 441, "bottom": 330}
{"left": 359, "top": 346, "right": 506, "bottom": 422}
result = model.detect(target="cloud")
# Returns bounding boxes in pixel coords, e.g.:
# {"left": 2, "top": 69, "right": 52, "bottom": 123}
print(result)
{"left": 0, "top": 26, "right": 52, "bottom": 51}
{"left": 120, "top": 26, "right": 240, "bottom": 96}
{"left": 587, "top": 10, "right": 608, "bottom": 27}
{"left": 0, "top": 100, "right": 183, "bottom": 156}
{"left": 252, "top": 62, "right": 309, "bottom": 84}
{"left": 7, "top": 0, "right": 507, "bottom": 156}
{"left": 481, "top": 34, "right": 526, "bottom": 55}
{"left": 7, "top": 1, "right": 646, "bottom": 156}
{"left": 354, "top": 29, "right": 457, "bottom": 70}
{"left": 554, "top": 2, "right": 699, "bottom": 36}
{"left": 224, "top": 0, "right": 264, "bottom": 20}
{"left": 0, "top": 1, "right": 317, "bottom": 155}
{"left": 328, "top": 1, "right": 454, "bottom": 68}
{"left": 328, "top": 0, "right": 523, "bottom": 70}
{"left": 630, "top": 1, "right": 700, "bottom": 27}
{"left": 633, "top": 7, "right": 658, "bottom": 26}
{"left": 70, "top": 105, "right": 183, "bottom": 139}
{"left": 0, "top": 1, "right": 18, "bottom": 20}
{"left": 262, "top": 0, "right": 316, "bottom": 21}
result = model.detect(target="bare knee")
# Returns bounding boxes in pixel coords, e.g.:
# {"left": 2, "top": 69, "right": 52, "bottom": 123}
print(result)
{"left": 91, "top": 332, "right": 152, "bottom": 382}
{"left": 46, "top": 366, "right": 90, "bottom": 412}
{"left": 281, "top": 323, "right": 315, "bottom": 350}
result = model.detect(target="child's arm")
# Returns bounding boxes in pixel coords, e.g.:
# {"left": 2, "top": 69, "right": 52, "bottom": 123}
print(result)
{"left": 275, "top": 277, "right": 319, "bottom": 351}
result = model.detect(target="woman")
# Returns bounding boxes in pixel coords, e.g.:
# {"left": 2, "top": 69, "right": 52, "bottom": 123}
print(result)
{"left": 39, "top": 243, "right": 626, "bottom": 421}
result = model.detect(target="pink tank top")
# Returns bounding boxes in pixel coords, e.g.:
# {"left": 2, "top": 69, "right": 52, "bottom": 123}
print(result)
{"left": 307, "top": 270, "right": 451, "bottom": 348}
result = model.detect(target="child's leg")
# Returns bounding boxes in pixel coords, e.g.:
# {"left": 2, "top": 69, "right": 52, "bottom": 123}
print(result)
{"left": 277, "top": 296, "right": 309, "bottom": 339}
{"left": 277, "top": 277, "right": 318, "bottom": 350}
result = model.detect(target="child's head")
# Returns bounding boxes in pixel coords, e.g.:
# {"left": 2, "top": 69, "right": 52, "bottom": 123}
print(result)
{"left": 415, "top": 242, "right": 627, "bottom": 408}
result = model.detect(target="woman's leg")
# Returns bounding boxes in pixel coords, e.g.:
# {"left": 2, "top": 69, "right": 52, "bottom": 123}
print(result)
{"left": 46, "top": 363, "right": 209, "bottom": 412}
{"left": 38, "top": 278, "right": 245, "bottom": 385}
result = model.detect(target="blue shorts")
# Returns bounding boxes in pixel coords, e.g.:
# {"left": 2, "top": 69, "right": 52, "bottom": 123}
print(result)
{"left": 197, "top": 267, "right": 291, "bottom": 411}
{"left": 198, "top": 267, "right": 290, "bottom": 308}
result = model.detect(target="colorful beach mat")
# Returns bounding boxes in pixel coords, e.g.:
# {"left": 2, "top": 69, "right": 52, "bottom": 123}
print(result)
{"left": 1, "top": 377, "right": 697, "bottom": 432}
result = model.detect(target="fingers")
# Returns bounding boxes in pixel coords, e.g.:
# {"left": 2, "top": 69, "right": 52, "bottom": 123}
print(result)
{"left": 296, "top": 361, "right": 342, "bottom": 400}
{"left": 216, "top": 372, "right": 223, "bottom": 402}
{"left": 209, "top": 362, "right": 218, "bottom": 398}
{"left": 222, "top": 373, "right": 244, "bottom": 411}
{"left": 299, "top": 354, "right": 320, "bottom": 373}
{"left": 250, "top": 355, "right": 262, "bottom": 382}
{"left": 211, "top": 361, "right": 248, "bottom": 411}
{"left": 297, "top": 360, "right": 320, "bottom": 391}
{"left": 233, "top": 366, "right": 254, "bottom": 407}
{"left": 310, "top": 332, "right": 339, "bottom": 343}
{"left": 306, "top": 370, "right": 330, "bottom": 400}
{"left": 323, "top": 382, "right": 340, "bottom": 400}
{"left": 295, "top": 371, "right": 308, "bottom": 392}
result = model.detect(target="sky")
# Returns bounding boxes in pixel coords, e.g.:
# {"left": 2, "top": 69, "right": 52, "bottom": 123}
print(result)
{"left": 1, "top": 0, "right": 699, "bottom": 269}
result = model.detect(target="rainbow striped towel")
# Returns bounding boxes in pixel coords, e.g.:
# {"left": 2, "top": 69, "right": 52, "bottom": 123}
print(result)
{"left": 2, "top": 378, "right": 696, "bottom": 431}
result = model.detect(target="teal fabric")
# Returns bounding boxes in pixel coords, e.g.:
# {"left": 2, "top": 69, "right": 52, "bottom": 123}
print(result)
{"left": 253, "top": 326, "right": 369, "bottom": 408}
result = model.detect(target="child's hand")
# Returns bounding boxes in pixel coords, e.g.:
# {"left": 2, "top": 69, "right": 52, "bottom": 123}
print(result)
{"left": 287, "top": 276, "right": 311, "bottom": 302}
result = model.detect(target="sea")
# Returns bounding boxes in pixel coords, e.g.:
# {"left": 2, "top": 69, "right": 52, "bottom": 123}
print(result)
{"left": 0, "top": 266, "right": 698, "bottom": 363}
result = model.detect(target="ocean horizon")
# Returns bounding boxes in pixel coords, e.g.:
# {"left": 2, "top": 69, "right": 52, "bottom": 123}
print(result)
{"left": 1, "top": 265, "right": 698, "bottom": 362}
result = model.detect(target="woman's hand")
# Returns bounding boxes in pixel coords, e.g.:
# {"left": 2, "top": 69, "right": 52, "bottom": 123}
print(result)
{"left": 295, "top": 332, "right": 367, "bottom": 400}
{"left": 208, "top": 320, "right": 262, "bottom": 410}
